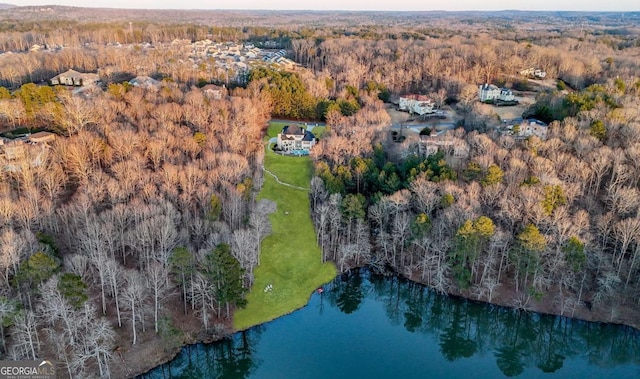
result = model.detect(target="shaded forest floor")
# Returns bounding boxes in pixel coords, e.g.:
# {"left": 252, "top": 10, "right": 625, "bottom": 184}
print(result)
{"left": 233, "top": 122, "right": 336, "bottom": 330}
{"left": 107, "top": 291, "right": 233, "bottom": 378}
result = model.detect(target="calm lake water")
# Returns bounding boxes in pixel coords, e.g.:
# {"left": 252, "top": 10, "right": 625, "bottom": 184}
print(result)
{"left": 141, "top": 269, "right": 640, "bottom": 378}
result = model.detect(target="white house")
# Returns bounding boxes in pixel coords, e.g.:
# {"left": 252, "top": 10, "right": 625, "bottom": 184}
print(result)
{"left": 478, "top": 84, "right": 515, "bottom": 102}
{"left": 277, "top": 125, "right": 317, "bottom": 153}
{"left": 508, "top": 119, "right": 548, "bottom": 140}
{"left": 399, "top": 95, "right": 436, "bottom": 115}
{"left": 533, "top": 69, "right": 547, "bottom": 79}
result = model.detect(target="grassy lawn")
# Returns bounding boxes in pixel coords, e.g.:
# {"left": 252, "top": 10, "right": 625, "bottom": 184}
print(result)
{"left": 266, "top": 121, "right": 288, "bottom": 138}
{"left": 311, "top": 125, "right": 327, "bottom": 138}
{"left": 233, "top": 123, "right": 336, "bottom": 330}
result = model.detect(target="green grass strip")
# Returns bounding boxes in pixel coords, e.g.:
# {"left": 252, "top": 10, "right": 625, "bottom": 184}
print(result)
{"left": 233, "top": 122, "right": 336, "bottom": 330}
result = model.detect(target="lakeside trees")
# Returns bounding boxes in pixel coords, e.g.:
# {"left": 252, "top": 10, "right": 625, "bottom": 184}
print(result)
{"left": 311, "top": 71, "right": 640, "bottom": 323}
{"left": 292, "top": 16, "right": 640, "bottom": 322}
{"left": 0, "top": 81, "right": 271, "bottom": 376}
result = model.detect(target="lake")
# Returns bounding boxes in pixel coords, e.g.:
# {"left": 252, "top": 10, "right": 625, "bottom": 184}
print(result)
{"left": 141, "top": 269, "right": 640, "bottom": 378}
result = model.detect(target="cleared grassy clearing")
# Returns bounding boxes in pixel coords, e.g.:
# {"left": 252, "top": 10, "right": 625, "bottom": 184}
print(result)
{"left": 233, "top": 123, "right": 336, "bottom": 330}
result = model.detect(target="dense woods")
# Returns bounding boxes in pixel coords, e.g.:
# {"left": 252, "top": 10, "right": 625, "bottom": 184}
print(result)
{"left": 311, "top": 76, "right": 640, "bottom": 326}
{"left": 0, "top": 80, "right": 271, "bottom": 376}
{"left": 0, "top": 6, "right": 640, "bottom": 378}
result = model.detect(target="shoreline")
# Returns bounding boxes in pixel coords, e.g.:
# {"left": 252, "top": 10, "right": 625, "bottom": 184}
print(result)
{"left": 397, "top": 267, "right": 640, "bottom": 332}
{"left": 126, "top": 329, "right": 229, "bottom": 378}
{"left": 131, "top": 277, "right": 335, "bottom": 378}
{"left": 129, "top": 264, "right": 639, "bottom": 378}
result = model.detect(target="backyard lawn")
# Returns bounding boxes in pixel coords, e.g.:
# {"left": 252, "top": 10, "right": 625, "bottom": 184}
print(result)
{"left": 233, "top": 122, "right": 336, "bottom": 330}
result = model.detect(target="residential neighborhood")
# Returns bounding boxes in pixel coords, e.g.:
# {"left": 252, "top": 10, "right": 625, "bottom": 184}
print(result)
{"left": 13, "top": 39, "right": 299, "bottom": 89}
{"left": 186, "top": 40, "right": 297, "bottom": 84}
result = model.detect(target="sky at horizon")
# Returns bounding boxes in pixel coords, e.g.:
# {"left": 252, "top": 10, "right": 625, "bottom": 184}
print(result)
{"left": 5, "top": 1, "right": 639, "bottom": 12}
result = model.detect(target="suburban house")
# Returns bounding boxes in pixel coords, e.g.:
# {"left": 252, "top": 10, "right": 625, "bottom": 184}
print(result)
{"left": 506, "top": 119, "right": 549, "bottom": 140}
{"left": 50, "top": 69, "right": 100, "bottom": 87}
{"left": 128, "top": 76, "right": 160, "bottom": 90}
{"left": 399, "top": 95, "right": 436, "bottom": 115}
{"left": 478, "top": 84, "right": 515, "bottom": 103}
{"left": 200, "top": 84, "right": 227, "bottom": 100}
{"left": 277, "top": 125, "right": 317, "bottom": 153}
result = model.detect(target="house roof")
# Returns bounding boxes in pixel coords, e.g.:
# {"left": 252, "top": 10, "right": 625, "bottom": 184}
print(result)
{"left": 128, "top": 76, "right": 160, "bottom": 87}
{"left": 52, "top": 69, "right": 99, "bottom": 81}
{"left": 281, "top": 125, "right": 316, "bottom": 141}
{"left": 524, "top": 118, "right": 547, "bottom": 126}
{"left": 282, "top": 125, "right": 305, "bottom": 136}
{"left": 59, "top": 69, "right": 81, "bottom": 77}
{"left": 29, "top": 131, "right": 55, "bottom": 139}
{"left": 302, "top": 130, "right": 316, "bottom": 141}
{"left": 480, "top": 83, "right": 500, "bottom": 91}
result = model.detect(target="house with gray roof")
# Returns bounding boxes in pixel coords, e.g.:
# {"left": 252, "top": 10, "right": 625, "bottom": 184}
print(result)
{"left": 277, "top": 125, "right": 317, "bottom": 153}
{"left": 128, "top": 76, "right": 160, "bottom": 90}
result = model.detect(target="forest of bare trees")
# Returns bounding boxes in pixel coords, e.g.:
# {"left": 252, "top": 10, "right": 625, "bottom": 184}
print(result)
{"left": 0, "top": 79, "right": 272, "bottom": 376}
{"left": 0, "top": 7, "right": 640, "bottom": 377}
{"left": 292, "top": 31, "right": 640, "bottom": 98}
{"left": 311, "top": 74, "right": 640, "bottom": 328}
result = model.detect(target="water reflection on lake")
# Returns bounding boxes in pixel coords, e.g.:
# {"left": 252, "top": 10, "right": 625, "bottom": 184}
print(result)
{"left": 142, "top": 269, "right": 640, "bottom": 378}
